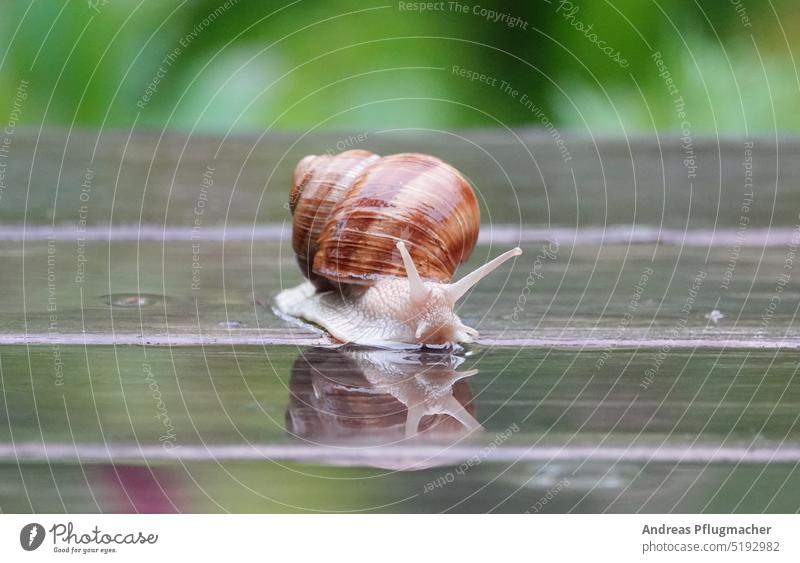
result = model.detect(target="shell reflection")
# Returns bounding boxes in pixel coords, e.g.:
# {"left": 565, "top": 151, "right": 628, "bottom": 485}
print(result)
{"left": 286, "top": 348, "right": 481, "bottom": 443}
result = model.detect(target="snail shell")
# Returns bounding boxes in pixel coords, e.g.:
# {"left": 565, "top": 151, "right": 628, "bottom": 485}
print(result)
{"left": 291, "top": 150, "right": 480, "bottom": 288}
{"left": 289, "top": 150, "right": 380, "bottom": 290}
{"left": 277, "top": 150, "right": 522, "bottom": 347}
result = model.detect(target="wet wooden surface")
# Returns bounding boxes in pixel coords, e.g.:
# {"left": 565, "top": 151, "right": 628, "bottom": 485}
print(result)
{"left": 1, "top": 344, "right": 799, "bottom": 513}
{"left": 0, "top": 240, "right": 798, "bottom": 346}
{"left": 0, "top": 128, "right": 799, "bottom": 513}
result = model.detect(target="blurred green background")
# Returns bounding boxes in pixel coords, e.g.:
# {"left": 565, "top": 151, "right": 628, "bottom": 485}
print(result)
{"left": 0, "top": 0, "right": 797, "bottom": 134}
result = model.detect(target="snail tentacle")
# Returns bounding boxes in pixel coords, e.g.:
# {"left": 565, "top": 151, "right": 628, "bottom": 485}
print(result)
{"left": 446, "top": 247, "right": 523, "bottom": 303}
{"left": 396, "top": 241, "right": 428, "bottom": 303}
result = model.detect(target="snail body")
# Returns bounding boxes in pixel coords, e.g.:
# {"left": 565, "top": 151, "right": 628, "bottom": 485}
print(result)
{"left": 276, "top": 150, "right": 521, "bottom": 347}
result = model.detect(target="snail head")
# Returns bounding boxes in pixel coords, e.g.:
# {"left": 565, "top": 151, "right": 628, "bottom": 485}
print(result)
{"left": 395, "top": 241, "right": 522, "bottom": 345}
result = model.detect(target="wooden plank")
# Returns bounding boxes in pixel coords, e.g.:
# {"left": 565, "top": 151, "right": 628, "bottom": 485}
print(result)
{"left": 1, "top": 129, "right": 798, "bottom": 228}
{"left": 0, "top": 239, "right": 797, "bottom": 345}
{"left": 3, "top": 345, "right": 798, "bottom": 446}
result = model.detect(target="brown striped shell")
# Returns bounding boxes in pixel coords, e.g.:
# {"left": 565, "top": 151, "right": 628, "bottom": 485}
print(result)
{"left": 290, "top": 150, "right": 380, "bottom": 289}
{"left": 289, "top": 151, "right": 480, "bottom": 289}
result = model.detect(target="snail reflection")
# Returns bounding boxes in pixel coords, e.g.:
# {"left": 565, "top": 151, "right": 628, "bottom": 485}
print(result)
{"left": 286, "top": 347, "right": 481, "bottom": 444}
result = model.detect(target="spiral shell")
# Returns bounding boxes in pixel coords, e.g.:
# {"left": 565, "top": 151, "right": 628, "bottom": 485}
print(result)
{"left": 289, "top": 151, "right": 480, "bottom": 288}
{"left": 290, "top": 150, "right": 380, "bottom": 290}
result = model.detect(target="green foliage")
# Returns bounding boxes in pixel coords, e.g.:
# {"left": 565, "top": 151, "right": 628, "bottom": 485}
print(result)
{"left": 0, "top": 0, "right": 797, "bottom": 132}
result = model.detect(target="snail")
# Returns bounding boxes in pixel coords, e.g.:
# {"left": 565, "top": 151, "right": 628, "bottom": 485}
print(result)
{"left": 276, "top": 150, "right": 521, "bottom": 347}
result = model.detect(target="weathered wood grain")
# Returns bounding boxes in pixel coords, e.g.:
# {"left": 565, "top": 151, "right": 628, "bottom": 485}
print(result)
{"left": 1, "top": 129, "right": 798, "bottom": 228}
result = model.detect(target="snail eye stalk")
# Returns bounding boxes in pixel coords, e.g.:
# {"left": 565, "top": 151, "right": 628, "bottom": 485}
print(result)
{"left": 396, "top": 241, "right": 428, "bottom": 303}
{"left": 446, "top": 247, "right": 523, "bottom": 303}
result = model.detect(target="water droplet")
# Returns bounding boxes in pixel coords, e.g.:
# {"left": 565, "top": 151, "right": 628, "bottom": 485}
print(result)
{"left": 704, "top": 309, "right": 725, "bottom": 324}
{"left": 102, "top": 293, "right": 164, "bottom": 308}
